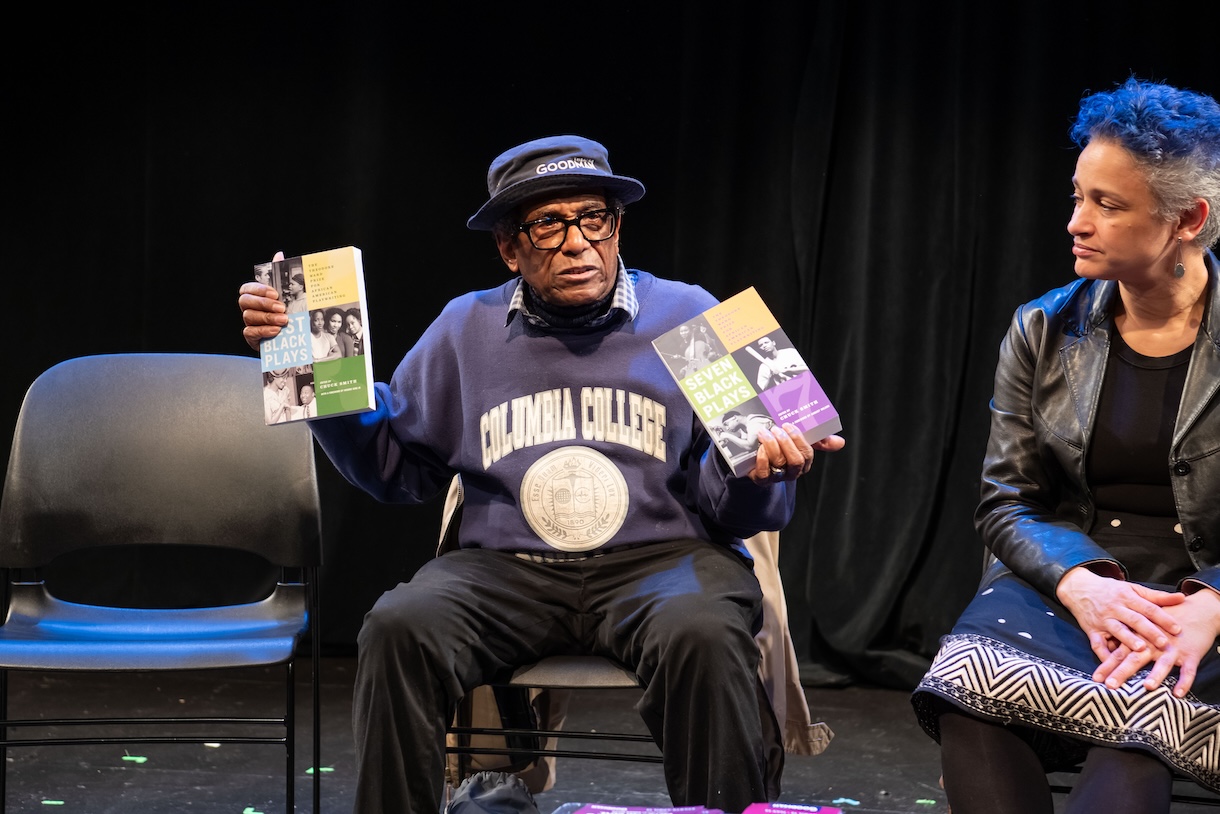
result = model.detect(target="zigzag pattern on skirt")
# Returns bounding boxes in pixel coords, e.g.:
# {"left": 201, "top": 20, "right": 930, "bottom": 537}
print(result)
{"left": 921, "top": 633, "right": 1220, "bottom": 792}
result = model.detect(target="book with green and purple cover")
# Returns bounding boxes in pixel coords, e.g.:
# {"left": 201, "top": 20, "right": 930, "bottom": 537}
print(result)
{"left": 652, "top": 287, "right": 841, "bottom": 476}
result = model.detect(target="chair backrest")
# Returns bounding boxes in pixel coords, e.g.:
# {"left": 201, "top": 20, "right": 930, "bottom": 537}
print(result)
{"left": 0, "top": 353, "right": 321, "bottom": 571}
{"left": 437, "top": 475, "right": 465, "bottom": 556}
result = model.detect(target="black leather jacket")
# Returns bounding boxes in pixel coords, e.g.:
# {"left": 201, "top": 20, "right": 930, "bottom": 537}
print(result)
{"left": 977, "top": 252, "right": 1220, "bottom": 597}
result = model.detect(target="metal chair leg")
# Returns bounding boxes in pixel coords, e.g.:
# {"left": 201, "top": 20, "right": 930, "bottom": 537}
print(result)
{"left": 286, "top": 660, "right": 295, "bottom": 813}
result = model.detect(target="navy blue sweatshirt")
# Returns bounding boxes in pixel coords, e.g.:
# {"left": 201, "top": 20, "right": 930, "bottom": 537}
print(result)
{"left": 310, "top": 270, "right": 796, "bottom": 556}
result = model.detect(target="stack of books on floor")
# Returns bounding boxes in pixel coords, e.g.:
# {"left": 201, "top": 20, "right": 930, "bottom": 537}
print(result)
{"left": 551, "top": 803, "right": 843, "bottom": 814}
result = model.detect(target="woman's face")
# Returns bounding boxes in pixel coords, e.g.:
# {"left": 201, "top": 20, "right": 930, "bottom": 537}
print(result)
{"left": 327, "top": 313, "right": 343, "bottom": 333}
{"left": 1068, "top": 138, "right": 1178, "bottom": 284}
{"left": 311, "top": 311, "right": 325, "bottom": 332}
{"left": 345, "top": 314, "right": 362, "bottom": 335}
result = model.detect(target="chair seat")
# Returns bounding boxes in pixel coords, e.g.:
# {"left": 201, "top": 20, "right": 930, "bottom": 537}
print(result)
{"left": 507, "top": 655, "right": 641, "bottom": 689}
{"left": 447, "top": 654, "right": 659, "bottom": 789}
{"left": 0, "top": 583, "right": 308, "bottom": 671}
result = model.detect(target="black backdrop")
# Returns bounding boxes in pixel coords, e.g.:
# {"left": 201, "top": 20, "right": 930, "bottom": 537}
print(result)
{"left": 6, "top": 1, "right": 1220, "bottom": 688}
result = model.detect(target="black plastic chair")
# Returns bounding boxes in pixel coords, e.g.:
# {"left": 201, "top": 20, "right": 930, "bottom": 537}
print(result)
{"left": 0, "top": 353, "right": 323, "bottom": 813}
{"left": 1048, "top": 766, "right": 1220, "bottom": 806}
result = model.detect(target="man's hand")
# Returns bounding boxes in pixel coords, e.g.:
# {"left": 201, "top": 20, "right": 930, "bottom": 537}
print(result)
{"left": 747, "top": 423, "right": 845, "bottom": 485}
{"left": 238, "top": 250, "right": 288, "bottom": 351}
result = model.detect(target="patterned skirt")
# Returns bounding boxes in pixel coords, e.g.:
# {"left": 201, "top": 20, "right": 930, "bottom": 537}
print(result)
{"left": 911, "top": 513, "right": 1220, "bottom": 791}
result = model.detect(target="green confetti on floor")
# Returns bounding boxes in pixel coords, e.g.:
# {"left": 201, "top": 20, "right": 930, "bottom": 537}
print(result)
{"left": 306, "top": 766, "right": 335, "bottom": 774}
{"left": 121, "top": 755, "right": 148, "bottom": 764}
{"left": 916, "top": 801, "right": 937, "bottom": 806}
{"left": 40, "top": 803, "right": 66, "bottom": 807}
{"left": 243, "top": 808, "right": 264, "bottom": 814}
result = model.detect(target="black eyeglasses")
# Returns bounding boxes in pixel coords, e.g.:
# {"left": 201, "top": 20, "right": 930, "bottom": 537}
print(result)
{"left": 515, "top": 208, "right": 620, "bottom": 250}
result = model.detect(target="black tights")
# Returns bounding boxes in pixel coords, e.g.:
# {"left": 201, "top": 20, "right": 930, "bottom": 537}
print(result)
{"left": 938, "top": 708, "right": 1173, "bottom": 814}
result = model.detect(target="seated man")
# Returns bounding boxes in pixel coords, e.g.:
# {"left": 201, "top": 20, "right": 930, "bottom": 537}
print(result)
{"left": 237, "top": 135, "right": 845, "bottom": 814}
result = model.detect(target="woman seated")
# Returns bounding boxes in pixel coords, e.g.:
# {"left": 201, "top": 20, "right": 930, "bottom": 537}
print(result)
{"left": 912, "top": 77, "right": 1220, "bottom": 814}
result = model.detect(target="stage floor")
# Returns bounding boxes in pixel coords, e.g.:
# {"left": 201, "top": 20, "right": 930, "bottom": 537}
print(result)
{"left": 2, "top": 656, "right": 1216, "bottom": 813}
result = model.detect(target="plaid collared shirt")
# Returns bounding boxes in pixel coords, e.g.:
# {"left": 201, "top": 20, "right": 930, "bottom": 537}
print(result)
{"left": 506, "top": 256, "right": 639, "bottom": 329}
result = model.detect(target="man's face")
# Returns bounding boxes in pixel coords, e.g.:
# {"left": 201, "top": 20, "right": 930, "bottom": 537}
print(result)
{"left": 300, "top": 385, "right": 314, "bottom": 404}
{"left": 496, "top": 191, "right": 619, "bottom": 308}
{"left": 758, "top": 337, "right": 776, "bottom": 355}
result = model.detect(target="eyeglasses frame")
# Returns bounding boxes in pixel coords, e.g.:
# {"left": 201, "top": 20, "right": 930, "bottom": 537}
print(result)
{"left": 514, "top": 207, "right": 622, "bottom": 250}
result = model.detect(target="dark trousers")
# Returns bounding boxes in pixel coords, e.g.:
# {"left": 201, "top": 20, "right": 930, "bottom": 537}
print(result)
{"left": 352, "top": 539, "right": 770, "bottom": 814}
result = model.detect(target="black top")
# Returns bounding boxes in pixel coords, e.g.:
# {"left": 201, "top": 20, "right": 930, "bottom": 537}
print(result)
{"left": 1087, "top": 328, "right": 1194, "bottom": 582}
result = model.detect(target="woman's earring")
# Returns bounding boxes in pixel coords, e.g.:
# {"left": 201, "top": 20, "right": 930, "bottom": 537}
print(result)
{"left": 1174, "top": 236, "right": 1186, "bottom": 278}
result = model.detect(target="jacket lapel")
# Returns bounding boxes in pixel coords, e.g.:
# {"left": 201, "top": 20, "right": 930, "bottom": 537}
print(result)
{"left": 1173, "top": 252, "right": 1220, "bottom": 447}
{"left": 1059, "top": 280, "right": 1114, "bottom": 448}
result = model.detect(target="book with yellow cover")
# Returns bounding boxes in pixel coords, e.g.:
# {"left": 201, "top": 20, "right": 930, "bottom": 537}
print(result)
{"left": 254, "top": 246, "right": 375, "bottom": 425}
{"left": 652, "top": 287, "right": 841, "bottom": 476}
